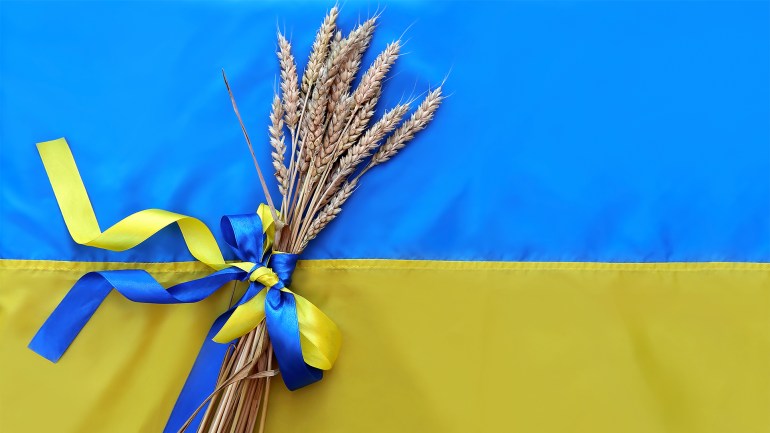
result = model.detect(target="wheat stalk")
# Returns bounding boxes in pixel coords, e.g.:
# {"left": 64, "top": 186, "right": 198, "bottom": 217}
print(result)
{"left": 318, "top": 18, "right": 377, "bottom": 160}
{"left": 289, "top": 41, "right": 401, "bottom": 246}
{"left": 304, "top": 33, "right": 355, "bottom": 172}
{"left": 300, "top": 179, "right": 357, "bottom": 249}
{"left": 327, "top": 17, "right": 377, "bottom": 113}
{"left": 289, "top": 53, "right": 350, "bottom": 235}
{"left": 290, "top": 24, "right": 362, "bottom": 227}
{"left": 319, "top": 40, "right": 401, "bottom": 170}
{"left": 285, "top": 6, "right": 338, "bottom": 218}
{"left": 297, "top": 102, "right": 410, "bottom": 244}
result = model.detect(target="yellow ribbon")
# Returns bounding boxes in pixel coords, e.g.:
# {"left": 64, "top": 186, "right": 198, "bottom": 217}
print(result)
{"left": 37, "top": 138, "right": 340, "bottom": 371}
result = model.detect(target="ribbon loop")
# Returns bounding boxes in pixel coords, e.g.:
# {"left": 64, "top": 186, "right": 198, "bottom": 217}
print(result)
{"left": 221, "top": 213, "right": 267, "bottom": 264}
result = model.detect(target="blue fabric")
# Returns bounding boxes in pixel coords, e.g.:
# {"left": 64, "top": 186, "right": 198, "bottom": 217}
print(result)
{"left": 1, "top": 0, "right": 768, "bottom": 262}
{"left": 28, "top": 211, "right": 317, "bottom": 431}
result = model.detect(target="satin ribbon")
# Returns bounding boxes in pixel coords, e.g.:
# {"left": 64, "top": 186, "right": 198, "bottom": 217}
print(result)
{"left": 29, "top": 138, "right": 341, "bottom": 432}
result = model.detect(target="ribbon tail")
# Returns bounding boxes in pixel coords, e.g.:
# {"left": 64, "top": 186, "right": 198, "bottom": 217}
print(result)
{"left": 212, "top": 287, "right": 267, "bottom": 344}
{"left": 29, "top": 268, "right": 245, "bottom": 362}
{"left": 163, "top": 281, "right": 266, "bottom": 432}
{"left": 162, "top": 310, "right": 232, "bottom": 433}
{"left": 265, "top": 289, "right": 322, "bottom": 391}
{"left": 29, "top": 272, "right": 113, "bottom": 362}
{"left": 293, "top": 292, "right": 341, "bottom": 371}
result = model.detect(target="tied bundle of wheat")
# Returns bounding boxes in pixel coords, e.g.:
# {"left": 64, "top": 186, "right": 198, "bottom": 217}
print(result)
{"left": 189, "top": 7, "right": 443, "bottom": 433}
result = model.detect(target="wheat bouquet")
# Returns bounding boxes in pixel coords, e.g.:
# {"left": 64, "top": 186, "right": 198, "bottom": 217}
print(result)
{"left": 27, "top": 7, "right": 442, "bottom": 433}
{"left": 193, "top": 8, "right": 443, "bottom": 432}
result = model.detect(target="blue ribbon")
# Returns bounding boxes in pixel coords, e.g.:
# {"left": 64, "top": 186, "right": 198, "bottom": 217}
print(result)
{"left": 29, "top": 213, "right": 322, "bottom": 432}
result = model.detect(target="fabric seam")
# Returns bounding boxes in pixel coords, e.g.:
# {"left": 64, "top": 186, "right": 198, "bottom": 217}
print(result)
{"left": 0, "top": 259, "right": 767, "bottom": 273}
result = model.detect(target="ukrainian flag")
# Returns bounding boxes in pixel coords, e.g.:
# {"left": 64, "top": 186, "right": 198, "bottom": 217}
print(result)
{"left": 1, "top": 1, "right": 768, "bottom": 432}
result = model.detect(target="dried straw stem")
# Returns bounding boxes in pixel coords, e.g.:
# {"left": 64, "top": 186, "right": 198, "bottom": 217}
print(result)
{"left": 222, "top": 70, "right": 280, "bottom": 228}
{"left": 192, "top": 323, "right": 274, "bottom": 433}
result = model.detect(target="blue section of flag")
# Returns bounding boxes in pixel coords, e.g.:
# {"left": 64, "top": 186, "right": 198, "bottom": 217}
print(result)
{"left": 1, "top": 1, "right": 768, "bottom": 262}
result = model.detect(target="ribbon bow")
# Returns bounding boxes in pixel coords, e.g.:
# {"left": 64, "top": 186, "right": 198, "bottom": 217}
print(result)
{"left": 28, "top": 138, "right": 341, "bottom": 432}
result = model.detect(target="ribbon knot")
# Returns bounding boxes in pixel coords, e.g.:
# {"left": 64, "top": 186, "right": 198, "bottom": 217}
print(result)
{"left": 247, "top": 265, "right": 280, "bottom": 287}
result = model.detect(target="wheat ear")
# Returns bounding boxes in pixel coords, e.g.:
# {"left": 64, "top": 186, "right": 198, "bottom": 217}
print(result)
{"left": 300, "top": 6, "right": 338, "bottom": 97}
{"left": 333, "top": 103, "right": 410, "bottom": 184}
{"left": 268, "top": 94, "right": 288, "bottom": 196}
{"left": 277, "top": 33, "right": 300, "bottom": 131}
{"left": 368, "top": 87, "right": 443, "bottom": 168}
{"left": 353, "top": 41, "right": 399, "bottom": 106}
{"left": 334, "top": 40, "right": 401, "bottom": 154}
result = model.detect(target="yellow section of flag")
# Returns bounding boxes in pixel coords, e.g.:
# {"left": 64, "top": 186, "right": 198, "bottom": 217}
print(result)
{"left": 1, "top": 259, "right": 767, "bottom": 432}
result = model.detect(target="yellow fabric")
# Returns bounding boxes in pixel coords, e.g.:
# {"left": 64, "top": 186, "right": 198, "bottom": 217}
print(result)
{"left": 35, "top": 138, "right": 340, "bottom": 370}
{"left": 1, "top": 259, "right": 767, "bottom": 433}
